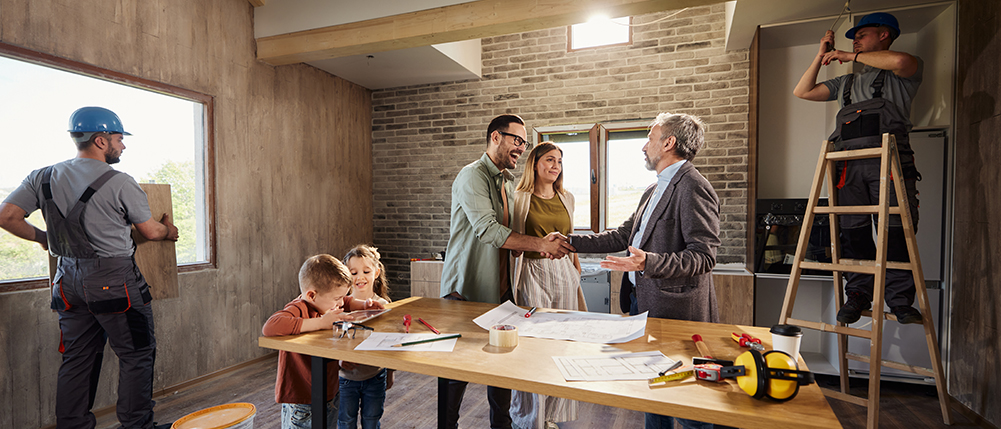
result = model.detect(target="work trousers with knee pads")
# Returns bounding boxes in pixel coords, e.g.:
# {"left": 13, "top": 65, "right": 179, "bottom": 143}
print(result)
{"left": 52, "top": 256, "right": 157, "bottom": 429}
{"left": 835, "top": 139, "right": 920, "bottom": 308}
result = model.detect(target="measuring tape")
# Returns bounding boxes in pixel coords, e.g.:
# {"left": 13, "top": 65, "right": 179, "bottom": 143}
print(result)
{"left": 647, "top": 370, "right": 694, "bottom": 384}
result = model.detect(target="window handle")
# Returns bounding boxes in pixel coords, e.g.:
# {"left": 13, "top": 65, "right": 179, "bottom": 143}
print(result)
{"left": 590, "top": 169, "right": 596, "bottom": 184}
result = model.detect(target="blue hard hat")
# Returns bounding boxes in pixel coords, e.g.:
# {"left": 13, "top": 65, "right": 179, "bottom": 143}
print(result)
{"left": 846, "top": 12, "right": 900, "bottom": 40}
{"left": 67, "top": 106, "right": 131, "bottom": 135}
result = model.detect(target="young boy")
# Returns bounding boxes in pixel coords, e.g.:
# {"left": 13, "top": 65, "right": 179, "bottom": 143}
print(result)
{"left": 263, "top": 254, "right": 384, "bottom": 429}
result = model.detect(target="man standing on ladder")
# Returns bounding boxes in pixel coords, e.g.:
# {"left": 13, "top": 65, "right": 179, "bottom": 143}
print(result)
{"left": 0, "top": 106, "right": 178, "bottom": 428}
{"left": 792, "top": 12, "right": 924, "bottom": 324}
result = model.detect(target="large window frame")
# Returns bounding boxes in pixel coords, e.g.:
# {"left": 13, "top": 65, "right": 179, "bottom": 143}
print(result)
{"left": 536, "top": 120, "right": 653, "bottom": 233}
{"left": 0, "top": 42, "right": 216, "bottom": 293}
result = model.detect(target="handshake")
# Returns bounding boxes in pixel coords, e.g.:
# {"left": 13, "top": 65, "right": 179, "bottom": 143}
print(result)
{"left": 540, "top": 232, "right": 576, "bottom": 259}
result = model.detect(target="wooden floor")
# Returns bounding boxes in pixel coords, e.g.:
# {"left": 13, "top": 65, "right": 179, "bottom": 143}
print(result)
{"left": 91, "top": 354, "right": 985, "bottom": 429}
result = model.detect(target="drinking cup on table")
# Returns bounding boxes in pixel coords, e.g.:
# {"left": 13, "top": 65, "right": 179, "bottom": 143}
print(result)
{"left": 770, "top": 324, "right": 803, "bottom": 362}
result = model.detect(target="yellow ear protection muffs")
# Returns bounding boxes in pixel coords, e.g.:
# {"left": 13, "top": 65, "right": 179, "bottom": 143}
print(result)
{"left": 729, "top": 350, "right": 815, "bottom": 401}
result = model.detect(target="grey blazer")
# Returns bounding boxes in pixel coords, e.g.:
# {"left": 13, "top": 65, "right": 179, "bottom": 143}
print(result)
{"left": 570, "top": 161, "right": 721, "bottom": 322}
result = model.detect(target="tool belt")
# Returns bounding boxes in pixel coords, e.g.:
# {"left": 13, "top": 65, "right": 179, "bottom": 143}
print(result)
{"left": 829, "top": 70, "right": 911, "bottom": 150}
{"left": 828, "top": 70, "right": 920, "bottom": 183}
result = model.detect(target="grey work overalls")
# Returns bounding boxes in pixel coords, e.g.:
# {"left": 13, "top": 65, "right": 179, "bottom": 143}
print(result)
{"left": 829, "top": 70, "right": 922, "bottom": 308}
{"left": 42, "top": 166, "right": 157, "bottom": 429}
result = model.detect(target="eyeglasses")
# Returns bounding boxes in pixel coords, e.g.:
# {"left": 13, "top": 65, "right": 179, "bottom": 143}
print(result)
{"left": 333, "top": 321, "right": 374, "bottom": 339}
{"left": 498, "top": 131, "right": 532, "bottom": 149}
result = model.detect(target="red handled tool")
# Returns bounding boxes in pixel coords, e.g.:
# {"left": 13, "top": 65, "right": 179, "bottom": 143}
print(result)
{"left": 403, "top": 315, "right": 411, "bottom": 333}
{"left": 731, "top": 332, "right": 764, "bottom": 351}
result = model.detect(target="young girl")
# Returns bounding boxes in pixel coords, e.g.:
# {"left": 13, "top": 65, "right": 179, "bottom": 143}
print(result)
{"left": 338, "top": 245, "right": 394, "bottom": 429}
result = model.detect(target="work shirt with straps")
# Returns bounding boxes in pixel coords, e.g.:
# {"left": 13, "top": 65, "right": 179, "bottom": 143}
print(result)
{"left": 3, "top": 158, "right": 152, "bottom": 258}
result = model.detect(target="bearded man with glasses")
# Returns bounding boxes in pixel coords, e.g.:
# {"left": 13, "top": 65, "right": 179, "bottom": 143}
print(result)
{"left": 439, "top": 114, "right": 572, "bottom": 429}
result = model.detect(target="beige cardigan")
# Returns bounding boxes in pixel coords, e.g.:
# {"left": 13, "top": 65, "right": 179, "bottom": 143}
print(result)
{"left": 509, "top": 189, "right": 587, "bottom": 310}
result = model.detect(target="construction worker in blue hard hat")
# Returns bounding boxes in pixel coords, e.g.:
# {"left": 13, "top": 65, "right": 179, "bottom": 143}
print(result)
{"left": 792, "top": 12, "right": 925, "bottom": 326}
{"left": 0, "top": 106, "right": 178, "bottom": 429}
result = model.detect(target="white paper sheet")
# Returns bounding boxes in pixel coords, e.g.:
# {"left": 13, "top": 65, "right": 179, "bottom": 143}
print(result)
{"left": 353, "top": 332, "right": 458, "bottom": 352}
{"left": 553, "top": 351, "right": 677, "bottom": 381}
{"left": 473, "top": 301, "right": 647, "bottom": 344}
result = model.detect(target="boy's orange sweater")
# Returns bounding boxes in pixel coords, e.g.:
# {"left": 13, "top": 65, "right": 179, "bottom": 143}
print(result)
{"left": 262, "top": 297, "right": 339, "bottom": 404}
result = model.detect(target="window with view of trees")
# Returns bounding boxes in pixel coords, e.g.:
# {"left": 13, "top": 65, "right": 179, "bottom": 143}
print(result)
{"left": 0, "top": 46, "right": 213, "bottom": 289}
{"left": 537, "top": 121, "right": 656, "bottom": 232}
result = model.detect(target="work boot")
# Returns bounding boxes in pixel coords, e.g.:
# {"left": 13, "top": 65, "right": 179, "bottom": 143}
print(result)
{"left": 837, "top": 290, "right": 871, "bottom": 324}
{"left": 891, "top": 306, "right": 923, "bottom": 324}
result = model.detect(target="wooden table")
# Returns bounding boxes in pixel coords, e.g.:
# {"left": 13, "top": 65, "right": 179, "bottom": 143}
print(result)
{"left": 258, "top": 297, "right": 841, "bottom": 429}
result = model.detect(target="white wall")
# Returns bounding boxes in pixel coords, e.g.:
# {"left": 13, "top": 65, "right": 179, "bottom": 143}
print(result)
{"left": 912, "top": 5, "right": 956, "bottom": 128}
{"left": 758, "top": 43, "right": 841, "bottom": 199}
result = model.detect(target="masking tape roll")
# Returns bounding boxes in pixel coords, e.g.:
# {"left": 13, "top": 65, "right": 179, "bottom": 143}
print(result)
{"left": 489, "top": 324, "right": 519, "bottom": 347}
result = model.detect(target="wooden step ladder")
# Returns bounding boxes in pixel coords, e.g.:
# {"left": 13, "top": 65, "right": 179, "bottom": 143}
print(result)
{"left": 778, "top": 134, "right": 951, "bottom": 428}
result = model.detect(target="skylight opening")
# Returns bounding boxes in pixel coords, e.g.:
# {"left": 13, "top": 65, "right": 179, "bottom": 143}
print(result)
{"left": 569, "top": 16, "right": 632, "bottom": 51}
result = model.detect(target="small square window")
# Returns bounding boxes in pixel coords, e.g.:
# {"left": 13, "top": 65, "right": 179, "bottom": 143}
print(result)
{"left": 569, "top": 16, "right": 631, "bottom": 51}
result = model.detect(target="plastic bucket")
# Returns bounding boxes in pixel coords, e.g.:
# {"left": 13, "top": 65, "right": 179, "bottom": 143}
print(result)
{"left": 171, "top": 402, "right": 256, "bottom": 429}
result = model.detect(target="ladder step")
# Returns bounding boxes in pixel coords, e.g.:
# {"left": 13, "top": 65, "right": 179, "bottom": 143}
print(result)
{"left": 822, "top": 388, "right": 869, "bottom": 407}
{"left": 800, "top": 259, "right": 915, "bottom": 273}
{"left": 825, "top": 147, "right": 883, "bottom": 160}
{"left": 812, "top": 206, "right": 903, "bottom": 215}
{"left": 838, "top": 258, "right": 915, "bottom": 271}
{"left": 845, "top": 353, "right": 937, "bottom": 377}
{"left": 785, "top": 318, "right": 872, "bottom": 339}
{"left": 859, "top": 309, "right": 921, "bottom": 323}
{"left": 800, "top": 261, "right": 876, "bottom": 274}
{"left": 860, "top": 309, "right": 889, "bottom": 321}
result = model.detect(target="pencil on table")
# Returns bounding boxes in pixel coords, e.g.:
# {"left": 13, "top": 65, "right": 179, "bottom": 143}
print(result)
{"left": 391, "top": 333, "right": 461, "bottom": 347}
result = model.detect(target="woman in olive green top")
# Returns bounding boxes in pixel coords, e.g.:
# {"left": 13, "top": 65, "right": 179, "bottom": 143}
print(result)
{"left": 509, "top": 142, "right": 585, "bottom": 429}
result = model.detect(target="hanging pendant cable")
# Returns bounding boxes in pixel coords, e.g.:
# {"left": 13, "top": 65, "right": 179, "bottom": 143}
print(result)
{"left": 826, "top": 0, "right": 852, "bottom": 51}
{"left": 830, "top": 0, "right": 852, "bottom": 32}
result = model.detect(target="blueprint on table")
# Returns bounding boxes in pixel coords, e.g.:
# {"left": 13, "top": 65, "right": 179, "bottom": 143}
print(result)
{"left": 554, "top": 351, "right": 677, "bottom": 381}
{"left": 472, "top": 300, "right": 647, "bottom": 344}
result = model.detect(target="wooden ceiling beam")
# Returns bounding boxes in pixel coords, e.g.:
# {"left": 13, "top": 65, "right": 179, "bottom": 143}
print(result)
{"left": 256, "top": 0, "right": 717, "bottom": 65}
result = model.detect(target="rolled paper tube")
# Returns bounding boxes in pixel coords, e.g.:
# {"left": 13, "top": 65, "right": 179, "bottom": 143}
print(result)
{"left": 489, "top": 324, "right": 519, "bottom": 347}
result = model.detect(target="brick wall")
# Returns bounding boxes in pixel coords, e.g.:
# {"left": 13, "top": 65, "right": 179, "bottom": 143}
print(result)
{"left": 371, "top": 4, "right": 749, "bottom": 300}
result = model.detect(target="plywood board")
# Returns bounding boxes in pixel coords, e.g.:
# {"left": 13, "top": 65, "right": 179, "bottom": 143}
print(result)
{"left": 133, "top": 183, "right": 179, "bottom": 300}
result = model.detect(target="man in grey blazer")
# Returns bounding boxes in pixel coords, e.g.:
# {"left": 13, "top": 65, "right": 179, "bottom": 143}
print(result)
{"left": 567, "top": 112, "right": 720, "bottom": 429}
